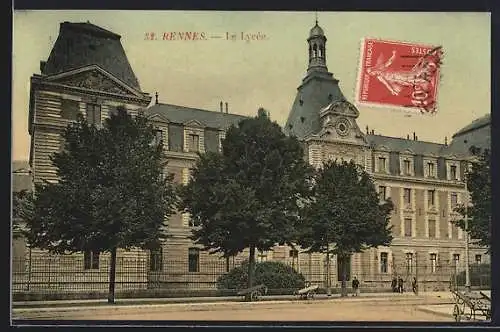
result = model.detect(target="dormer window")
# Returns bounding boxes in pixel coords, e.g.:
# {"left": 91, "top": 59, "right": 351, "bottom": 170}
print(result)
{"left": 188, "top": 134, "right": 199, "bottom": 152}
{"left": 378, "top": 157, "right": 386, "bottom": 173}
{"left": 427, "top": 162, "right": 435, "bottom": 177}
{"left": 450, "top": 165, "right": 457, "bottom": 180}
{"left": 403, "top": 160, "right": 411, "bottom": 175}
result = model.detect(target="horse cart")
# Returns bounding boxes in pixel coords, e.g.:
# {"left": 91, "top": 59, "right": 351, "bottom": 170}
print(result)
{"left": 296, "top": 283, "right": 319, "bottom": 300}
{"left": 451, "top": 290, "right": 491, "bottom": 322}
{"left": 237, "top": 284, "right": 268, "bottom": 302}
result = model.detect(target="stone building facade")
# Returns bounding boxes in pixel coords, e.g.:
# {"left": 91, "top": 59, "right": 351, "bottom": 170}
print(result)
{"left": 15, "top": 21, "right": 489, "bottom": 294}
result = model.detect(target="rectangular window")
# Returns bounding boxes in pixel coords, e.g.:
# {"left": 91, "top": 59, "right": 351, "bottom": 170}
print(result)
{"left": 427, "top": 190, "right": 435, "bottom": 207}
{"left": 380, "top": 252, "right": 388, "bottom": 273}
{"left": 453, "top": 254, "right": 460, "bottom": 272}
{"left": 428, "top": 219, "right": 436, "bottom": 238}
{"left": 289, "top": 249, "right": 299, "bottom": 258}
{"left": 450, "top": 165, "right": 457, "bottom": 180}
{"left": 60, "top": 99, "right": 79, "bottom": 120}
{"left": 450, "top": 193, "right": 458, "bottom": 208}
{"left": 153, "top": 129, "right": 163, "bottom": 146}
{"left": 258, "top": 251, "right": 268, "bottom": 262}
{"left": 188, "top": 215, "right": 201, "bottom": 228}
{"left": 188, "top": 248, "right": 200, "bottom": 272}
{"left": 378, "top": 186, "right": 387, "bottom": 201}
{"left": 404, "top": 160, "right": 411, "bottom": 175}
{"left": 85, "top": 103, "right": 101, "bottom": 126}
{"left": 406, "top": 253, "right": 413, "bottom": 274}
{"left": 150, "top": 247, "right": 163, "bottom": 272}
{"left": 403, "top": 188, "right": 412, "bottom": 205}
{"left": 83, "top": 250, "right": 100, "bottom": 270}
{"left": 404, "top": 218, "right": 413, "bottom": 237}
{"left": 188, "top": 134, "right": 200, "bottom": 152}
{"left": 427, "top": 162, "right": 435, "bottom": 177}
{"left": 430, "top": 254, "right": 437, "bottom": 273}
{"left": 378, "top": 157, "right": 386, "bottom": 172}
{"left": 475, "top": 255, "right": 482, "bottom": 265}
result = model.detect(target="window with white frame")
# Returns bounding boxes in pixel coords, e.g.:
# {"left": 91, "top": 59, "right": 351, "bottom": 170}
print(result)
{"left": 427, "top": 162, "right": 435, "bottom": 177}
{"left": 188, "top": 134, "right": 200, "bottom": 152}
{"left": 406, "top": 253, "right": 413, "bottom": 274}
{"left": 380, "top": 252, "right": 388, "bottom": 273}
{"left": 453, "top": 254, "right": 460, "bottom": 272}
{"left": 428, "top": 219, "right": 436, "bottom": 238}
{"left": 404, "top": 218, "right": 413, "bottom": 237}
{"left": 403, "top": 159, "right": 412, "bottom": 175}
{"left": 427, "top": 189, "right": 435, "bottom": 208}
{"left": 403, "top": 188, "right": 412, "bottom": 205}
{"left": 430, "top": 253, "right": 437, "bottom": 273}
{"left": 475, "top": 255, "right": 482, "bottom": 265}
{"left": 378, "top": 157, "right": 387, "bottom": 173}
{"left": 83, "top": 250, "right": 100, "bottom": 270}
{"left": 450, "top": 165, "right": 458, "bottom": 180}
{"left": 378, "top": 186, "right": 387, "bottom": 201}
{"left": 188, "top": 248, "right": 200, "bottom": 272}
{"left": 450, "top": 192, "right": 458, "bottom": 208}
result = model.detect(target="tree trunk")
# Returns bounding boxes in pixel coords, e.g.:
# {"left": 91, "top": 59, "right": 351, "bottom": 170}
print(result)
{"left": 341, "top": 255, "right": 347, "bottom": 297}
{"left": 107, "top": 247, "right": 117, "bottom": 304}
{"left": 326, "top": 243, "right": 331, "bottom": 296}
{"left": 247, "top": 244, "right": 256, "bottom": 300}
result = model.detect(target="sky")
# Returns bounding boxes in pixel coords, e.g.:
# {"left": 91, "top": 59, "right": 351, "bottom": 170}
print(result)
{"left": 12, "top": 11, "right": 491, "bottom": 161}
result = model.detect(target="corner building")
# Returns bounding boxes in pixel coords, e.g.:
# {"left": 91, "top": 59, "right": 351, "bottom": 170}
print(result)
{"left": 277, "top": 22, "right": 490, "bottom": 290}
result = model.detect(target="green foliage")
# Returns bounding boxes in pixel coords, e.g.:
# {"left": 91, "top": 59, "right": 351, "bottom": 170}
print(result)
{"left": 12, "top": 189, "right": 34, "bottom": 239}
{"left": 25, "top": 108, "right": 177, "bottom": 254}
{"left": 180, "top": 109, "right": 313, "bottom": 288}
{"left": 297, "top": 160, "right": 394, "bottom": 257}
{"left": 217, "top": 261, "right": 306, "bottom": 291}
{"left": 180, "top": 109, "right": 313, "bottom": 257}
{"left": 453, "top": 148, "right": 491, "bottom": 250}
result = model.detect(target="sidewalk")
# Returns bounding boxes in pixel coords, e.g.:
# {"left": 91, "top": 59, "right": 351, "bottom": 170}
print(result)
{"left": 13, "top": 291, "right": 454, "bottom": 309}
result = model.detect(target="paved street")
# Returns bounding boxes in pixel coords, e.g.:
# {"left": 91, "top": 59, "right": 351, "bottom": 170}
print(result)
{"left": 13, "top": 294, "right": 455, "bottom": 322}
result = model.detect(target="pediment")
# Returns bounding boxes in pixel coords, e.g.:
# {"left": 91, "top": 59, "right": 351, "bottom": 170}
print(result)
{"left": 45, "top": 65, "right": 143, "bottom": 97}
{"left": 147, "top": 113, "right": 170, "bottom": 123}
{"left": 320, "top": 100, "right": 360, "bottom": 118}
{"left": 184, "top": 119, "right": 205, "bottom": 128}
{"left": 401, "top": 148, "right": 415, "bottom": 155}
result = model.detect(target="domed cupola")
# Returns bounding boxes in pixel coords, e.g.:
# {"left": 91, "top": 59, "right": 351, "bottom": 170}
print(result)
{"left": 307, "top": 19, "right": 327, "bottom": 74}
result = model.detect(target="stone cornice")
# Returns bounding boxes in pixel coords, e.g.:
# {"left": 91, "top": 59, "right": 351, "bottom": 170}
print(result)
{"left": 372, "top": 172, "right": 465, "bottom": 188}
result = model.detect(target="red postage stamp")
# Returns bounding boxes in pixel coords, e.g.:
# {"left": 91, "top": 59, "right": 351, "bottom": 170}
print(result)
{"left": 356, "top": 38, "right": 443, "bottom": 114}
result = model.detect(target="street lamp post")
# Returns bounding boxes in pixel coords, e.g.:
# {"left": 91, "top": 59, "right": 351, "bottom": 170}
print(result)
{"left": 464, "top": 167, "right": 471, "bottom": 293}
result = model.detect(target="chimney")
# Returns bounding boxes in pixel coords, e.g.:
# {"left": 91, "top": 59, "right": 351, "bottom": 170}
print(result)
{"left": 413, "top": 132, "right": 416, "bottom": 140}
{"left": 225, "top": 102, "right": 228, "bottom": 114}
{"left": 407, "top": 134, "right": 410, "bottom": 140}
{"left": 371, "top": 129, "right": 374, "bottom": 135}
{"left": 445, "top": 136, "right": 448, "bottom": 145}
{"left": 415, "top": 136, "right": 418, "bottom": 141}
{"left": 40, "top": 61, "right": 46, "bottom": 73}
{"left": 366, "top": 126, "right": 369, "bottom": 134}
{"left": 220, "top": 101, "right": 223, "bottom": 113}
{"left": 155, "top": 92, "right": 159, "bottom": 105}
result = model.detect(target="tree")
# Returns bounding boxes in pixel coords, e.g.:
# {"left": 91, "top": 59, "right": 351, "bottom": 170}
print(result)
{"left": 12, "top": 189, "right": 34, "bottom": 239}
{"left": 180, "top": 109, "right": 313, "bottom": 296}
{"left": 454, "top": 147, "right": 491, "bottom": 251}
{"left": 25, "top": 108, "right": 177, "bottom": 303}
{"left": 296, "top": 160, "right": 394, "bottom": 296}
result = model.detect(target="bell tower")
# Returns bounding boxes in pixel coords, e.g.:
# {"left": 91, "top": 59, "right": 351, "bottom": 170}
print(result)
{"left": 307, "top": 17, "right": 328, "bottom": 74}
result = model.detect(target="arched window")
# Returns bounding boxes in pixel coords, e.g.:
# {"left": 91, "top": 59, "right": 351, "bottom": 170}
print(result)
{"left": 320, "top": 45, "right": 325, "bottom": 58}
{"left": 313, "top": 44, "right": 318, "bottom": 57}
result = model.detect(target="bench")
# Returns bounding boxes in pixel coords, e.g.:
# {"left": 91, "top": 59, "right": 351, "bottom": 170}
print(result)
{"left": 451, "top": 290, "right": 491, "bottom": 322}
{"left": 236, "top": 284, "right": 268, "bottom": 302}
{"left": 296, "top": 285, "right": 319, "bottom": 300}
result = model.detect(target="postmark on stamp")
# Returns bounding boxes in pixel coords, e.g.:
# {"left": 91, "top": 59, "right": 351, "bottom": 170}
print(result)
{"left": 355, "top": 38, "right": 443, "bottom": 114}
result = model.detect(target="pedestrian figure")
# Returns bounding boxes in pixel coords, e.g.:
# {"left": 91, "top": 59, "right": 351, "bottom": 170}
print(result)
{"left": 412, "top": 277, "right": 418, "bottom": 295}
{"left": 352, "top": 276, "right": 360, "bottom": 297}
{"left": 391, "top": 277, "right": 397, "bottom": 292}
{"left": 397, "top": 276, "right": 404, "bottom": 293}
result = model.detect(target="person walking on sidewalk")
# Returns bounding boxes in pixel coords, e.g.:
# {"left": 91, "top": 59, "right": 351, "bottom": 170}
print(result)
{"left": 391, "top": 277, "right": 397, "bottom": 292}
{"left": 397, "top": 276, "right": 404, "bottom": 293}
{"left": 412, "top": 277, "right": 418, "bottom": 295}
{"left": 352, "top": 276, "right": 360, "bottom": 297}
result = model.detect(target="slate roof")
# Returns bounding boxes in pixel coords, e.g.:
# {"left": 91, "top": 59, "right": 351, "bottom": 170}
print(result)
{"left": 284, "top": 73, "right": 346, "bottom": 140}
{"left": 446, "top": 114, "right": 491, "bottom": 155}
{"left": 41, "top": 22, "right": 141, "bottom": 90}
{"left": 144, "top": 103, "right": 249, "bottom": 130}
{"left": 367, "top": 134, "right": 445, "bottom": 155}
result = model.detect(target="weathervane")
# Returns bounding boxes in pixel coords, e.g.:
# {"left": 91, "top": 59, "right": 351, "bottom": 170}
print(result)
{"left": 315, "top": 11, "right": 318, "bottom": 25}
